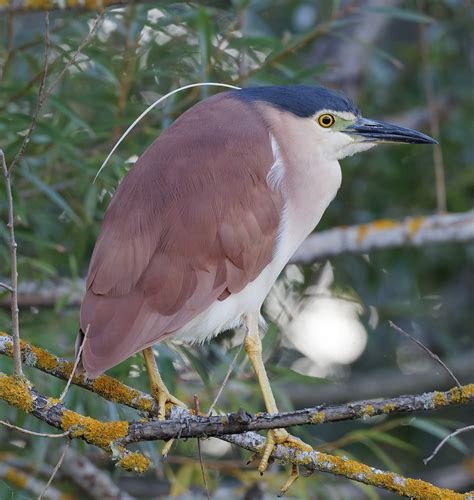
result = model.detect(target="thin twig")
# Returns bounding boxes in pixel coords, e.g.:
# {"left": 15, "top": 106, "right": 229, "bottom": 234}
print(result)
{"left": 1, "top": 150, "right": 22, "bottom": 377}
{"left": 8, "top": 13, "right": 49, "bottom": 176}
{"left": 389, "top": 321, "right": 462, "bottom": 389}
{"left": 0, "top": 281, "right": 13, "bottom": 293}
{"left": 0, "top": 419, "right": 71, "bottom": 439}
{"left": 43, "top": 13, "right": 104, "bottom": 102}
{"left": 207, "top": 343, "right": 244, "bottom": 417}
{"left": 38, "top": 439, "right": 71, "bottom": 500}
{"left": 194, "top": 395, "right": 211, "bottom": 500}
{"left": 59, "top": 324, "right": 89, "bottom": 402}
{"left": 424, "top": 424, "right": 474, "bottom": 465}
{"left": 418, "top": 2, "right": 446, "bottom": 213}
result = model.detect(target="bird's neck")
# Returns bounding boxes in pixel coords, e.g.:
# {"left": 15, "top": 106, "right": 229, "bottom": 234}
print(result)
{"left": 262, "top": 107, "right": 342, "bottom": 258}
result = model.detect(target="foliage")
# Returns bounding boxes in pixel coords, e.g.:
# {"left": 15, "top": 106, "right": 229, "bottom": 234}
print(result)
{"left": 0, "top": 0, "right": 473, "bottom": 497}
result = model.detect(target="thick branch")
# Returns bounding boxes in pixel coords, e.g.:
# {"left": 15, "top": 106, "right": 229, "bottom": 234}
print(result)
{"left": 222, "top": 432, "right": 471, "bottom": 499}
{"left": 2, "top": 333, "right": 473, "bottom": 432}
{"left": 1, "top": 337, "right": 473, "bottom": 498}
{"left": 0, "top": 331, "right": 159, "bottom": 415}
{"left": 117, "top": 384, "right": 474, "bottom": 444}
{"left": 0, "top": 372, "right": 150, "bottom": 473}
{"left": 0, "top": 372, "right": 471, "bottom": 499}
{"left": 291, "top": 211, "right": 474, "bottom": 264}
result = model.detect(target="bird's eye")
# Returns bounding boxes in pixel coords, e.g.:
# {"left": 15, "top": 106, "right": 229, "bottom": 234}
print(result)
{"left": 318, "top": 114, "right": 335, "bottom": 128}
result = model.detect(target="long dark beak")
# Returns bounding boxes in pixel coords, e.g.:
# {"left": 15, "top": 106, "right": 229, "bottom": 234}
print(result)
{"left": 343, "top": 117, "right": 437, "bottom": 144}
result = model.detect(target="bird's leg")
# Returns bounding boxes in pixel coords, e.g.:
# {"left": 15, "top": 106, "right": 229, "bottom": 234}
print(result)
{"left": 244, "top": 312, "right": 312, "bottom": 479}
{"left": 142, "top": 347, "right": 186, "bottom": 457}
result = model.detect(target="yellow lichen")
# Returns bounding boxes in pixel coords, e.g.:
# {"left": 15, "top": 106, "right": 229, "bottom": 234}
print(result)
{"left": 432, "top": 391, "right": 448, "bottom": 407}
{"left": 0, "top": 374, "right": 33, "bottom": 412}
{"left": 92, "top": 375, "right": 152, "bottom": 412}
{"left": 407, "top": 217, "right": 425, "bottom": 237}
{"left": 381, "top": 403, "right": 396, "bottom": 414}
{"left": 310, "top": 411, "right": 326, "bottom": 424}
{"left": 312, "top": 451, "right": 465, "bottom": 499}
{"left": 25, "top": 0, "right": 54, "bottom": 8}
{"left": 60, "top": 409, "right": 128, "bottom": 451}
{"left": 358, "top": 404, "right": 376, "bottom": 418}
{"left": 116, "top": 451, "right": 150, "bottom": 473}
{"left": 449, "top": 384, "right": 474, "bottom": 404}
{"left": 29, "top": 343, "right": 59, "bottom": 371}
{"left": 356, "top": 219, "right": 400, "bottom": 242}
{"left": 5, "top": 467, "right": 28, "bottom": 488}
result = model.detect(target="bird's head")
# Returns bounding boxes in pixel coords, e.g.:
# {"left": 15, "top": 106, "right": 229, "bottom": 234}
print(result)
{"left": 235, "top": 85, "right": 437, "bottom": 161}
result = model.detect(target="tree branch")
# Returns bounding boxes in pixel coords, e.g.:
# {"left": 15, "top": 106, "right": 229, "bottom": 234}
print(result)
{"left": 291, "top": 210, "right": 474, "bottom": 264}
{"left": 222, "top": 432, "right": 471, "bottom": 499}
{"left": 0, "top": 370, "right": 472, "bottom": 499}
{"left": 0, "top": 462, "right": 65, "bottom": 500}
{"left": 1, "top": 335, "right": 473, "bottom": 497}
{"left": 1, "top": 150, "right": 22, "bottom": 377}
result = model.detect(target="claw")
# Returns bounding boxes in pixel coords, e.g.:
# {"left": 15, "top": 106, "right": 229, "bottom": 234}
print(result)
{"left": 278, "top": 464, "right": 299, "bottom": 497}
{"left": 246, "top": 453, "right": 260, "bottom": 466}
{"left": 258, "top": 428, "right": 312, "bottom": 474}
{"left": 153, "top": 390, "right": 186, "bottom": 457}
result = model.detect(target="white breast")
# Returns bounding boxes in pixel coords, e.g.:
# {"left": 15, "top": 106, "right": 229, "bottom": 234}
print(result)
{"left": 172, "top": 123, "right": 342, "bottom": 344}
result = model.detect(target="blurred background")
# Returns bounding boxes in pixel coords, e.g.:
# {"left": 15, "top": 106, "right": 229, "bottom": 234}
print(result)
{"left": 0, "top": 0, "right": 473, "bottom": 498}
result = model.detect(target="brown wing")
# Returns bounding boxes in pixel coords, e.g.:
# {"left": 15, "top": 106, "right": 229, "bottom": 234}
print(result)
{"left": 80, "top": 93, "right": 283, "bottom": 376}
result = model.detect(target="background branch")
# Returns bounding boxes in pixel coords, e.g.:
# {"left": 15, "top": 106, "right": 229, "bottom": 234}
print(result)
{"left": 291, "top": 210, "right": 474, "bottom": 264}
{"left": 1, "top": 210, "right": 473, "bottom": 309}
{"left": 0, "top": 462, "right": 66, "bottom": 500}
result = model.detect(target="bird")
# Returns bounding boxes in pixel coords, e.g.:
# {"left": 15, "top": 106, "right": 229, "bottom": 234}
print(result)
{"left": 77, "top": 84, "right": 436, "bottom": 476}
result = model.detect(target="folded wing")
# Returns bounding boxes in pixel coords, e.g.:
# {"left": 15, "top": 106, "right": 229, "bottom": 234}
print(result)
{"left": 80, "top": 93, "right": 283, "bottom": 376}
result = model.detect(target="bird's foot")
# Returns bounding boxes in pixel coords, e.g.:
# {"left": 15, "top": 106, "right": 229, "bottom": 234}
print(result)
{"left": 150, "top": 387, "right": 186, "bottom": 458}
{"left": 152, "top": 387, "right": 186, "bottom": 420}
{"left": 278, "top": 464, "right": 299, "bottom": 497}
{"left": 258, "top": 428, "right": 312, "bottom": 475}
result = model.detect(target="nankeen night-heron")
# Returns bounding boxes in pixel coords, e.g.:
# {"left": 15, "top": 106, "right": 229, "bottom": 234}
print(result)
{"left": 77, "top": 84, "right": 436, "bottom": 477}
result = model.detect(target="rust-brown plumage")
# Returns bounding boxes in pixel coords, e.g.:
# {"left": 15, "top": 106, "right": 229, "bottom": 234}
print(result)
{"left": 80, "top": 93, "right": 283, "bottom": 376}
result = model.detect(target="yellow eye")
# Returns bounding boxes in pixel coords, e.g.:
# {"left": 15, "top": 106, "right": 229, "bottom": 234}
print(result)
{"left": 318, "top": 114, "right": 335, "bottom": 128}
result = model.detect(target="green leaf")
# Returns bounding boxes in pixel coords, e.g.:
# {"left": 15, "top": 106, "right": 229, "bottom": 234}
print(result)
{"left": 370, "top": 431, "right": 417, "bottom": 453}
{"left": 359, "top": 6, "right": 434, "bottom": 24}
{"left": 410, "top": 418, "right": 469, "bottom": 455}
{"left": 20, "top": 167, "right": 83, "bottom": 226}
{"left": 363, "top": 438, "right": 400, "bottom": 472}
{"left": 178, "top": 345, "right": 211, "bottom": 387}
{"left": 267, "top": 365, "right": 333, "bottom": 385}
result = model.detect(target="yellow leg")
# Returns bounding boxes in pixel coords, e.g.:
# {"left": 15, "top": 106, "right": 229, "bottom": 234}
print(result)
{"left": 142, "top": 347, "right": 186, "bottom": 457}
{"left": 244, "top": 312, "right": 312, "bottom": 478}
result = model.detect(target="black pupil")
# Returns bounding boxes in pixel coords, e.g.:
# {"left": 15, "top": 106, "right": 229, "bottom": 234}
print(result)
{"left": 322, "top": 115, "right": 332, "bottom": 125}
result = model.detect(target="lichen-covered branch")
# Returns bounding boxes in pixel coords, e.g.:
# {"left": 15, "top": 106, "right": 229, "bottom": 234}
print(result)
{"left": 117, "top": 384, "right": 474, "bottom": 444}
{"left": 0, "top": 374, "right": 471, "bottom": 500}
{"left": 2, "top": 333, "right": 473, "bottom": 436}
{"left": 1, "top": 336, "right": 473, "bottom": 498}
{"left": 0, "top": 332, "right": 159, "bottom": 416}
{"left": 290, "top": 210, "right": 474, "bottom": 264}
{"left": 223, "top": 432, "right": 472, "bottom": 499}
{"left": 0, "top": 372, "right": 150, "bottom": 473}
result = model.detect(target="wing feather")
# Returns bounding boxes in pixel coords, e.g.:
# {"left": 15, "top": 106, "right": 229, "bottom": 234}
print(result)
{"left": 80, "top": 93, "right": 283, "bottom": 376}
